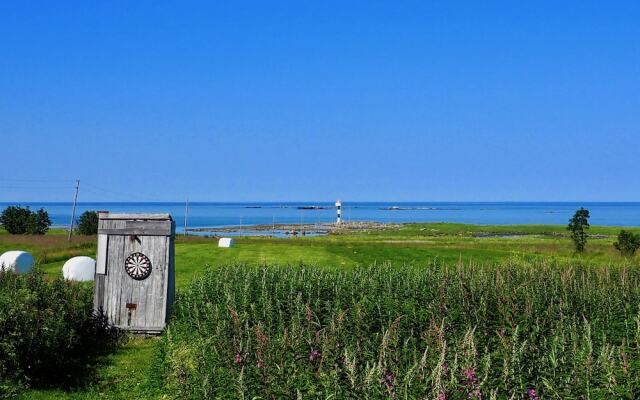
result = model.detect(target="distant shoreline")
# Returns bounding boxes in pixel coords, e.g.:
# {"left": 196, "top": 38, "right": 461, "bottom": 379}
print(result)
{"left": 186, "top": 221, "right": 399, "bottom": 235}
{"left": 7, "top": 202, "right": 640, "bottom": 228}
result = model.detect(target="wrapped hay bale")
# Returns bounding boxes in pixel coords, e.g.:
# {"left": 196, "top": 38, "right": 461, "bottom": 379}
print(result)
{"left": 63, "top": 256, "right": 96, "bottom": 282}
{"left": 218, "top": 237, "right": 235, "bottom": 248}
{"left": 0, "top": 251, "right": 33, "bottom": 273}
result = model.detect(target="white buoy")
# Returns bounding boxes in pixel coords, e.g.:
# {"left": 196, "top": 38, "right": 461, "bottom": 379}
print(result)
{"left": 62, "top": 256, "right": 96, "bottom": 282}
{"left": 218, "top": 237, "right": 235, "bottom": 248}
{"left": 0, "top": 251, "right": 34, "bottom": 274}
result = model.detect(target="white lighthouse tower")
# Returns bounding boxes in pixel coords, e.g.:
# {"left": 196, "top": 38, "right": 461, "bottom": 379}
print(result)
{"left": 335, "top": 200, "right": 342, "bottom": 224}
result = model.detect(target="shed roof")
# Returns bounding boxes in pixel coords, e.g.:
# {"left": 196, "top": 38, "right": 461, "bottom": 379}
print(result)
{"left": 98, "top": 212, "right": 172, "bottom": 221}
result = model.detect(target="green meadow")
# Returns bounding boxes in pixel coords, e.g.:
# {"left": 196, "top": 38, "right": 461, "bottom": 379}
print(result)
{"left": 20, "top": 223, "right": 640, "bottom": 287}
{"left": 3, "top": 223, "right": 640, "bottom": 399}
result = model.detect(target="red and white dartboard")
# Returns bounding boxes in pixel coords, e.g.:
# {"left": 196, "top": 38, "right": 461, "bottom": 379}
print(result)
{"left": 124, "top": 252, "right": 152, "bottom": 280}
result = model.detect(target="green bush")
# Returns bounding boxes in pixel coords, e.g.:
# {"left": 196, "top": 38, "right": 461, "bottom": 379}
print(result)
{"left": 77, "top": 211, "right": 99, "bottom": 235}
{"left": 0, "top": 206, "right": 51, "bottom": 235}
{"left": 155, "top": 262, "right": 640, "bottom": 399}
{"left": 0, "top": 271, "right": 119, "bottom": 394}
{"left": 567, "top": 207, "right": 590, "bottom": 252}
{"left": 0, "top": 206, "right": 32, "bottom": 234}
{"left": 614, "top": 230, "right": 640, "bottom": 256}
{"left": 30, "top": 208, "right": 51, "bottom": 235}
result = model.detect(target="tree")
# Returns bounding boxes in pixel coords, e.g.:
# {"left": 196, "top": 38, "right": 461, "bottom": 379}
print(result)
{"left": 30, "top": 208, "right": 51, "bottom": 235}
{"left": 614, "top": 230, "right": 640, "bottom": 257}
{"left": 77, "top": 211, "right": 99, "bottom": 235}
{"left": 1, "top": 206, "right": 34, "bottom": 234}
{"left": 567, "top": 208, "right": 590, "bottom": 252}
{"left": 0, "top": 206, "right": 50, "bottom": 235}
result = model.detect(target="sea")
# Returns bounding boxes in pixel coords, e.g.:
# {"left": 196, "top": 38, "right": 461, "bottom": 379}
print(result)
{"left": 1, "top": 202, "right": 639, "bottom": 234}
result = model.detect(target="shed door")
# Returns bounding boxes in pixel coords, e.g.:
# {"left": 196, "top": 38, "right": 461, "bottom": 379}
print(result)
{"left": 117, "top": 234, "right": 168, "bottom": 329}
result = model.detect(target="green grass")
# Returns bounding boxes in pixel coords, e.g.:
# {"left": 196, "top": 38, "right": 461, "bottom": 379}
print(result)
{"left": 0, "top": 232, "right": 95, "bottom": 271}
{"left": 17, "top": 338, "right": 160, "bottom": 400}
{"left": 170, "top": 223, "right": 638, "bottom": 286}
{"left": 20, "top": 223, "right": 640, "bottom": 285}
{"left": 4, "top": 222, "right": 639, "bottom": 399}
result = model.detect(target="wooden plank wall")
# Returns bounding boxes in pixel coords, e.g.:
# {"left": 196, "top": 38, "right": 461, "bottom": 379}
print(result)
{"left": 94, "top": 215, "right": 175, "bottom": 333}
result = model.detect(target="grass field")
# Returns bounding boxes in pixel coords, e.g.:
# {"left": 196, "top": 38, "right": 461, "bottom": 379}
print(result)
{"left": 2, "top": 223, "right": 639, "bottom": 398}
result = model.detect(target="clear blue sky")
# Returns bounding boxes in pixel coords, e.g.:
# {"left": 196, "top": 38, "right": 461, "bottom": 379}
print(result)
{"left": 1, "top": 1, "right": 638, "bottom": 202}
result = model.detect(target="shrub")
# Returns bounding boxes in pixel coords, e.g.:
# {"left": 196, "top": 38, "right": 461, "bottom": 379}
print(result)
{"left": 614, "top": 230, "right": 640, "bottom": 256}
{"left": 0, "top": 206, "right": 32, "bottom": 234}
{"left": 29, "top": 208, "right": 51, "bottom": 235}
{"left": 567, "top": 207, "right": 590, "bottom": 252}
{"left": 0, "top": 206, "right": 51, "bottom": 235}
{"left": 0, "top": 271, "right": 120, "bottom": 394}
{"left": 155, "top": 262, "right": 640, "bottom": 399}
{"left": 77, "top": 211, "right": 99, "bottom": 235}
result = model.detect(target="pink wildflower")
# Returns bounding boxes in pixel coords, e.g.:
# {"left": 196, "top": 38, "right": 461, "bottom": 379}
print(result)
{"left": 309, "top": 349, "right": 321, "bottom": 362}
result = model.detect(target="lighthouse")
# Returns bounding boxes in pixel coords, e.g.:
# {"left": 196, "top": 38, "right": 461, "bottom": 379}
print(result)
{"left": 335, "top": 200, "right": 342, "bottom": 224}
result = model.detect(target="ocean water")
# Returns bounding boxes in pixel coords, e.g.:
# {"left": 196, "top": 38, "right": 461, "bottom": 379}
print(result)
{"left": 1, "top": 202, "right": 639, "bottom": 232}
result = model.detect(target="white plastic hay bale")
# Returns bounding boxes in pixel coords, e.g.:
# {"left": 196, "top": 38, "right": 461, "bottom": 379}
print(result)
{"left": 218, "top": 237, "right": 235, "bottom": 248}
{"left": 0, "top": 251, "right": 33, "bottom": 274}
{"left": 62, "top": 256, "right": 96, "bottom": 282}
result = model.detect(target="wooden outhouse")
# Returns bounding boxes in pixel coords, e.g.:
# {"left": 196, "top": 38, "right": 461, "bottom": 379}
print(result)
{"left": 93, "top": 212, "right": 175, "bottom": 334}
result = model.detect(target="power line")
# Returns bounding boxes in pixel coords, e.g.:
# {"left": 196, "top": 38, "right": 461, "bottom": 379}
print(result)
{"left": 0, "top": 178, "right": 77, "bottom": 192}
{"left": 0, "top": 185, "right": 76, "bottom": 190}
{"left": 82, "top": 182, "right": 164, "bottom": 202}
{"left": 1, "top": 179, "right": 168, "bottom": 202}
{"left": 0, "top": 178, "right": 76, "bottom": 183}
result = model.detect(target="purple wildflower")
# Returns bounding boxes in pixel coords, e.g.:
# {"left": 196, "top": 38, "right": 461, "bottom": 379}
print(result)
{"left": 463, "top": 368, "right": 477, "bottom": 384}
{"left": 234, "top": 352, "right": 243, "bottom": 365}
{"left": 462, "top": 368, "right": 482, "bottom": 400}
{"left": 380, "top": 371, "right": 397, "bottom": 398}
{"left": 438, "top": 392, "right": 446, "bottom": 400}
{"left": 256, "top": 354, "right": 265, "bottom": 369}
{"left": 527, "top": 389, "right": 539, "bottom": 400}
{"left": 381, "top": 371, "right": 394, "bottom": 388}
{"left": 309, "top": 349, "right": 321, "bottom": 362}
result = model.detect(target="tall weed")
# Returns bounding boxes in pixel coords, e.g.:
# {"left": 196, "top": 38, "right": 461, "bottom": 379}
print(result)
{"left": 156, "top": 262, "right": 640, "bottom": 399}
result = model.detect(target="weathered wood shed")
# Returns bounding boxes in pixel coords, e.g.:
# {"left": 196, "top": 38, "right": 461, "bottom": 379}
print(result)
{"left": 93, "top": 212, "right": 175, "bottom": 334}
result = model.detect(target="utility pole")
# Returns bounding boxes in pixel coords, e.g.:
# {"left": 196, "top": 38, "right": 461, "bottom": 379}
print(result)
{"left": 68, "top": 179, "right": 80, "bottom": 241}
{"left": 184, "top": 198, "right": 189, "bottom": 237}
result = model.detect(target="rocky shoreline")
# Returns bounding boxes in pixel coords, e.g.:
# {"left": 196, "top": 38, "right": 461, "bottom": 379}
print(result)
{"left": 186, "top": 221, "right": 400, "bottom": 235}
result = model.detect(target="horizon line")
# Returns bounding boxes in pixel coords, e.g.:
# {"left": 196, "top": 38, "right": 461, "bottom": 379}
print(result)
{"left": 1, "top": 200, "right": 640, "bottom": 204}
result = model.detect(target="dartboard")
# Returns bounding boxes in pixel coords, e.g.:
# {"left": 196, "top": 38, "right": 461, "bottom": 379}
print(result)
{"left": 124, "top": 252, "right": 152, "bottom": 280}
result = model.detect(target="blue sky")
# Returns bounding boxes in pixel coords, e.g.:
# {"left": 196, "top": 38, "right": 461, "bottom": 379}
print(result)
{"left": 1, "top": 1, "right": 638, "bottom": 202}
